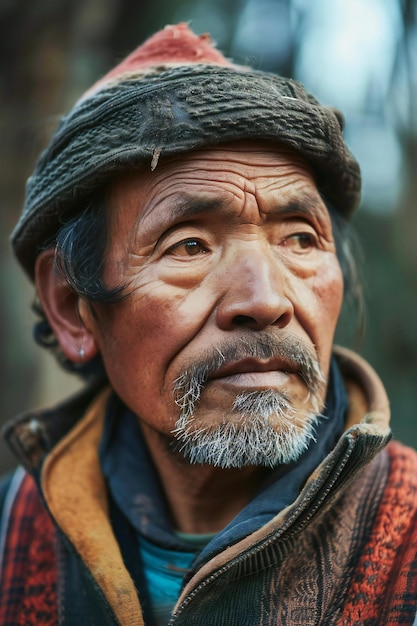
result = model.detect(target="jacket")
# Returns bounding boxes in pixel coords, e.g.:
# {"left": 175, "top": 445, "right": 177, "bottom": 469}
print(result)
{"left": 1, "top": 346, "right": 417, "bottom": 625}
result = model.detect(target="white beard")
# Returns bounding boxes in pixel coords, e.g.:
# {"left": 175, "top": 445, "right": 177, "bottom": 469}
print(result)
{"left": 171, "top": 389, "right": 321, "bottom": 469}
{"left": 171, "top": 333, "right": 325, "bottom": 469}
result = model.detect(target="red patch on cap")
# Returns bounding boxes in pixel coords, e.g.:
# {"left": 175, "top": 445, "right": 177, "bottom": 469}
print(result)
{"left": 96, "top": 23, "right": 232, "bottom": 88}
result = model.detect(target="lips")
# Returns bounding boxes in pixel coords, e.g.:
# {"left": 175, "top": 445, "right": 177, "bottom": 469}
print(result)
{"left": 207, "top": 357, "right": 298, "bottom": 389}
{"left": 208, "top": 357, "right": 299, "bottom": 380}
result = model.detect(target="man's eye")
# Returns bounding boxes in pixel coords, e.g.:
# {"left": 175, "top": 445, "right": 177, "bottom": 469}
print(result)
{"left": 167, "top": 239, "right": 207, "bottom": 257}
{"left": 282, "top": 233, "right": 317, "bottom": 252}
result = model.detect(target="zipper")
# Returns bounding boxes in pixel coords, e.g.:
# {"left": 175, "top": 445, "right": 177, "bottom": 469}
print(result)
{"left": 169, "top": 431, "right": 375, "bottom": 623}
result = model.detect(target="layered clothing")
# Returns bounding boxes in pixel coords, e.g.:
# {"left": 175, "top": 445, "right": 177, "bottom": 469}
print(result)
{"left": 1, "top": 347, "right": 417, "bottom": 625}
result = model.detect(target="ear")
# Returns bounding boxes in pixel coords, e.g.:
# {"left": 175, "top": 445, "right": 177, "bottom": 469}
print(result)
{"left": 35, "top": 249, "right": 99, "bottom": 364}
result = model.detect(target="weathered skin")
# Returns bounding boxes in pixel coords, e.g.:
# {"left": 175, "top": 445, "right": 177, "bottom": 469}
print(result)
{"left": 35, "top": 141, "right": 344, "bottom": 533}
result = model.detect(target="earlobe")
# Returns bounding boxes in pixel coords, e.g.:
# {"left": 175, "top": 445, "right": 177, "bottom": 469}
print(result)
{"left": 35, "top": 249, "right": 99, "bottom": 363}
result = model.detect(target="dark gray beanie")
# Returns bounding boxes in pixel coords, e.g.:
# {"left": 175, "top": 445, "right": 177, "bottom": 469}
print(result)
{"left": 11, "top": 23, "right": 361, "bottom": 280}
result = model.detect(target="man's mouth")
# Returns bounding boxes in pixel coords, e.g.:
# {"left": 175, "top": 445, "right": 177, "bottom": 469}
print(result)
{"left": 173, "top": 333, "right": 325, "bottom": 413}
{"left": 207, "top": 358, "right": 297, "bottom": 389}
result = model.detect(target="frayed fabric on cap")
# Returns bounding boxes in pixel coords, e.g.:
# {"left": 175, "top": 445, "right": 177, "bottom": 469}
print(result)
{"left": 11, "top": 23, "right": 361, "bottom": 279}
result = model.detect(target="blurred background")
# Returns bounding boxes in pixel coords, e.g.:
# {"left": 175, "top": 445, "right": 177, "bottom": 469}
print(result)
{"left": 1, "top": 0, "right": 416, "bottom": 473}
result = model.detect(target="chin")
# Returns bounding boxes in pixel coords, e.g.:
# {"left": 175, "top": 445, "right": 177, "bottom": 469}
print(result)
{"left": 171, "top": 389, "right": 321, "bottom": 469}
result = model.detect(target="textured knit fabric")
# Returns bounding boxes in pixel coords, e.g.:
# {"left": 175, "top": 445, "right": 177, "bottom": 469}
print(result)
{"left": 0, "top": 471, "right": 57, "bottom": 626}
{"left": 338, "top": 440, "right": 417, "bottom": 625}
{"left": 11, "top": 23, "right": 361, "bottom": 279}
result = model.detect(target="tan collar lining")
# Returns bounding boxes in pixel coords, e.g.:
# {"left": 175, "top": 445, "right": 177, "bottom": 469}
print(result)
{"left": 333, "top": 346, "right": 391, "bottom": 431}
{"left": 41, "top": 388, "right": 144, "bottom": 626}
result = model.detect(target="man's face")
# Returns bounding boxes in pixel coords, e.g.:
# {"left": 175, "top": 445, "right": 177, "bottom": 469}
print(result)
{"left": 87, "top": 142, "right": 344, "bottom": 468}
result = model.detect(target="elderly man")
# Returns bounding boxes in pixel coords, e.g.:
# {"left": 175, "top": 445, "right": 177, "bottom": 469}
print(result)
{"left": 1, "top": 23, "right": 416, "bottom": 626}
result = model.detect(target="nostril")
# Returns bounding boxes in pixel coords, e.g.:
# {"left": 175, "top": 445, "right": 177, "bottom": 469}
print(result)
{"left": 233, "top": 315, "right": 255, "bottom": 326}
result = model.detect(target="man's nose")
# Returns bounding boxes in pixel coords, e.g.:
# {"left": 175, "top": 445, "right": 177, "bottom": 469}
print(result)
{"left": 215, "top": 249, "right": 294, "bottom": 331}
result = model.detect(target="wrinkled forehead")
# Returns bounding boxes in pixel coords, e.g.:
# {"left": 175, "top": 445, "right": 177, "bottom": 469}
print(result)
{"left": 105, "top": 140, "right": 326, "bottom": 228}
{"left": 105, "top": 141, "right": 320, "bottom": 205}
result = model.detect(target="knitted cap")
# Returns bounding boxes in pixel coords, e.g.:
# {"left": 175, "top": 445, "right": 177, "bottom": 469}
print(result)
{"left": 12, "top": 23, "right": 361, "bottom": 279}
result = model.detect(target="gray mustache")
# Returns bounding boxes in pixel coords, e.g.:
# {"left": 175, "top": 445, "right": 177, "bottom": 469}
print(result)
{"left": 174, "top": 333, "right": 325, "bottom": 414}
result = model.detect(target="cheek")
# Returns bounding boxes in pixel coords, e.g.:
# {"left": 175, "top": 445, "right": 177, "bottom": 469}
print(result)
{"left": 312, "top": 263, "right": 344, "bottom": 364}
{"left": 90, "top": 300, "right": 177, "bottom": 428}
{"left": 313, "top": 264, "right": 344, "bottom": 326}
{"left": 294, "top": 260, "right": 344, "bottom": 373}
{"left": 92, "top": 287, "right": 211, "bottom": 406}
{"left": 97, "top": 295, "right": 178, "bottom": 368}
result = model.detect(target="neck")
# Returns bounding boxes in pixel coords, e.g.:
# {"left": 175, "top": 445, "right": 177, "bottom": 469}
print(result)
{"left": 140, "top": 422, "right": 269, "bottom": 534}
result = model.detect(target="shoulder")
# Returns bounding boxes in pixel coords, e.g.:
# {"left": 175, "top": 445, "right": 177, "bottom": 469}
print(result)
{"left": 369, "top": 441, "right": 417, "bottom": 562}
{"left": 0, "top": 467, "right": 27, "bottom": 532}
{"left": 0, "top": 468, "right": 49, "bottom": 530}
{"left": 337, "top": 441, "right": 417, "bottom": 623}
{"left": 381, "top": 441, "right": 417, "bottom": 519}
{"left": 0, "top": 468, "right": 55, "bottom": 573}
{"left": 0, "top": 468, "right": 58, "bottom": 624}
{"left": 0, "top": 468, "right": 40, "bottom": 564}
{"left": 0, "top": 471, "right": 15, "bottom": 513}
{"left": 387, "top": 439, "right": 417, "bottom": 476}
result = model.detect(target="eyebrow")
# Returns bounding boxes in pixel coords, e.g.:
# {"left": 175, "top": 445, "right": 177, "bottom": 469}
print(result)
{"left": 169, "top": 194, "right": 231, "bottom": 220}
{"left": 277, "top": 194, "right": 328, "bottom": 219}
{"left": 168, "top": 191, "right": 326, "bottom": 221}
